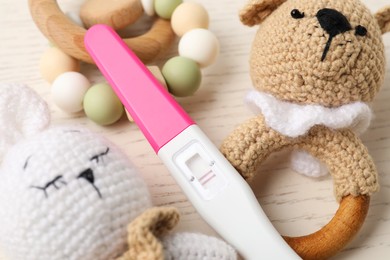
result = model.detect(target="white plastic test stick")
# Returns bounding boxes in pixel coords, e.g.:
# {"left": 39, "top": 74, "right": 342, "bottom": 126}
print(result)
{"left": 84, "top": 24, "right": 301, "bottom": 260}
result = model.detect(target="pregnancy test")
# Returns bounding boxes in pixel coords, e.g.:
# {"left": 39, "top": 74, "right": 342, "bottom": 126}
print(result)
{"left": 84, "top": 24, "right": 300, "bottom": 260}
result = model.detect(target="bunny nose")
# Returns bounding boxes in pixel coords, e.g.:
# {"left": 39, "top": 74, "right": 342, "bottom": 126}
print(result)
{"left": 316, "top": 8, "right": 352, "bottom": 37}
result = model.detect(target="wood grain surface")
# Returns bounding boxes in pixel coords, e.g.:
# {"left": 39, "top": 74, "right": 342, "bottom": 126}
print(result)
{"left": 0, "top": 0, "right": 389, "bottom": 259}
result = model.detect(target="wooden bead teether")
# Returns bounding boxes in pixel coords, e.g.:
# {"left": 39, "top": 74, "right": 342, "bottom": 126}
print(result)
{"left": 28, "top": 0, "right": 175, "bottom": 64}
{"left": 80, "top": 0, "right": 144, "bottom": 30}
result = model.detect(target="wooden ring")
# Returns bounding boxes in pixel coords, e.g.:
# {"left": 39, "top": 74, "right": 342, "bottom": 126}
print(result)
{"left": 220, "top": 117, "right": 376, "bottom": 259}
{"left": 80, "top": 0, "right": 144, "bottom": 30}
{"left": 284, "top": 195, "right": 369, "bottom": 260}
{"left": 28, "top": 0, "right": 175, "bottom": 64}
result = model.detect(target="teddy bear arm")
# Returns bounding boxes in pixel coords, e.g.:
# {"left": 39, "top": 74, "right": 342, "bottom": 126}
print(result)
{"left": 220, "top": 115, "right": 294, "bottom": 180}
{"left": 297, "top": 126, "right": 379, "bottom": 201}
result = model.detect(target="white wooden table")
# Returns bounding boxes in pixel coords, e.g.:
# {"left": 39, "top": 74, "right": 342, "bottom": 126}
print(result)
{"left": 1, "top": 0, "right": 389, "bottom": 259}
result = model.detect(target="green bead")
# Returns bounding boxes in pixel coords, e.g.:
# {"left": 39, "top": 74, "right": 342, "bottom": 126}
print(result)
{"left": 155, "top": 0, "right": 183, "bottom": 19}
{"left": 83, "top": 83, "right": 124, "bottom": 126}
{"left": 162, "top": 56, "right": 202, "bottom": 97}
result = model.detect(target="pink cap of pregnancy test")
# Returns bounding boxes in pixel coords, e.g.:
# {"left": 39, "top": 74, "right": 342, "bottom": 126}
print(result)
{"left": 84, "top": 24, "right": 194, "bottom": 153}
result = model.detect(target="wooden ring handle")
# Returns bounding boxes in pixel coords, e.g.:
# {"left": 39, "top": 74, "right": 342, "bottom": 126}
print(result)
{"left": 28, "top": 0, "right": 175, "bottom": 64}
{"left": 80, "top": 0, "right": 144, "bottom": 30}
{"left": 220, "top": 117, "right": 376, "bottom": 259}
{"left": 284, "top": 195, "right": 369, "bottom": 260}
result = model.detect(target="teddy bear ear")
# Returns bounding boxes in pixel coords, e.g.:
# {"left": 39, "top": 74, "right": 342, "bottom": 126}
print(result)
{"left": 0, "top": 83, "right": 50, "bottom": 161}
{"left": 375, "top": 6, "right": 390, "bottom": 34}
{"left": 239, "top": 0, "right": 287, "bottom": 26}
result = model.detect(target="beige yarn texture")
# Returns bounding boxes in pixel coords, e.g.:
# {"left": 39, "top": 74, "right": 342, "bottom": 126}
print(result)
{"left": 117, "top": 207, "right": 179, "bottom": 260}
{"left": 240, "top": 0, "right": 287, "bottom": 26}
{"left": 222, "top": 0, "right": 390, "bottom": 200}
{"left": 247, "top": 0, "right": 385, "bottom": 107}
{"left": 376, "top": 6, "right": 390, "bottom": 34}
{"left": 220, "top": 115, "right": 379, "bottom": 201}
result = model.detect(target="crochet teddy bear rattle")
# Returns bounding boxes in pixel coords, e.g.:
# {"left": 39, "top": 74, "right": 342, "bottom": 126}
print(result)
{"left": 0, "top": 84, "right": 236, "bottom": 260}
{"left": 221, "top": 0, "right": 390, "bottom": 259}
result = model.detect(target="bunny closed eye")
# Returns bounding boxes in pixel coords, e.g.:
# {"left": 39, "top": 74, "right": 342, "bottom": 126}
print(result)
{"left": 90, "top": 147, "right": 110, "bottom": 164}
{"left": 28, "top": 147, "right": 110, "bottom": 199}
{"left": 30, "top": 175, "right": 67, "bottom": 198}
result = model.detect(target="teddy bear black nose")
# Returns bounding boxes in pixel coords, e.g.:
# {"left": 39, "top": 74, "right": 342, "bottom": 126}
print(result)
{"left": 316, "top": 8, "right": 352, "bottom": 61}
{"left": 316, "top": 8, "right": 352, "bottom": 37}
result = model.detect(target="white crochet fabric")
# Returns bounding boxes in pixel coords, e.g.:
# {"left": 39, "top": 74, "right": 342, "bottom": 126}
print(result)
{"left": 0, "top": 127, "right": 152, "bottom": 260}
{"left": 0, "top": 83, "right": 50, "bottom": 161}
{"left": 245, "top": 90, "right": 372, "bottom": 177}
{"left": 0, "top": 84, "right": 237, "bottom": 259}
{"left": 162, "top": 233, "right": 237, "bottom": 260}
{"left": 290, "top": 150, "right": 329, "bottom": 177}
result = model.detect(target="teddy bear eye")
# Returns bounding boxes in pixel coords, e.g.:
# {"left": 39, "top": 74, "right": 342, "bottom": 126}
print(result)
{"left": 291, "top": 9, "right": 305, "bottom": 19}
{"left": 355, "top": 25, "right": 367, "bottom": 36}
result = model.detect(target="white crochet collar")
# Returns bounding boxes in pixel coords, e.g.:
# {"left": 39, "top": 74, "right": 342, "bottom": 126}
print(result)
{"left": 245, "top": 90, "right": 372, "bottom": 138}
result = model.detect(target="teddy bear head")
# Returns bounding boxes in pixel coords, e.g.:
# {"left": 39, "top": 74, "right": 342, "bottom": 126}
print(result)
{"left": 241, "top": 0, "right": 390, "bottom": 107}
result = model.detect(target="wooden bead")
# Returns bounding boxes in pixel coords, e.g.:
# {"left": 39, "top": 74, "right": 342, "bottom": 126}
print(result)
{"left": 147, "top": 65, "right": 168, "bottom": 90}
{"left": 171, "top": 2, "right": 209, "bottom": 37}
{"left": 125, "top": 109, "right": 135, "bottom": 123}
{"left": 40, "top": 47, "right": 80, "bottom": 83}
{"left": 178, "top": 29, "right": 220, "bottom": 67}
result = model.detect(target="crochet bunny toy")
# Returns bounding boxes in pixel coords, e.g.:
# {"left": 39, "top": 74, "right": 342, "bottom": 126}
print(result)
{"left": 0, "top": 83, "right": 236, "bottom": 260}
{"left": 221, "top": 0, "right": 390, "bottom": 259}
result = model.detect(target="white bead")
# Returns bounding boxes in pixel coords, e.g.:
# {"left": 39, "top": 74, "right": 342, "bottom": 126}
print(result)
{"left": 51, "top": 72, "right": 90, "bottom": 113}
{"left": 141, "top": 0, "right": 155, "bottom": 16}
{"left": 178, "top": 29, "right": 219, "bottom": 68}
{"left": 65, "top": 11, "right": 84, "bottom": 27}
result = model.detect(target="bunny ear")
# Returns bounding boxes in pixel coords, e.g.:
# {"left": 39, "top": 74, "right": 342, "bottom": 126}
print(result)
{"left": 0, "top": 83, "right": 50, "bottom": 160}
